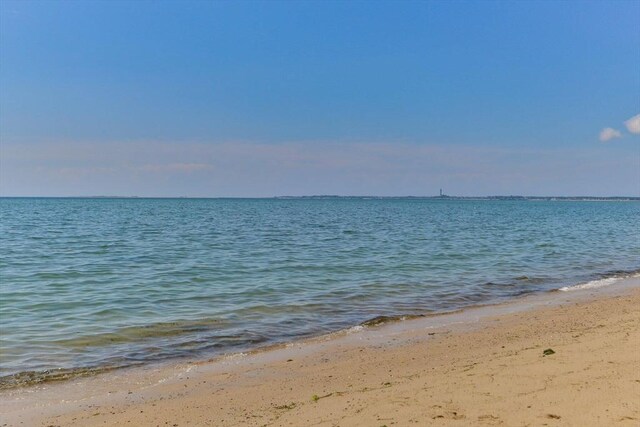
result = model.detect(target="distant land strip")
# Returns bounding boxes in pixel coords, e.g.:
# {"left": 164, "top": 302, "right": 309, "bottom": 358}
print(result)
{"left": 2, "top": 196, "right": 639, "bottom": 201}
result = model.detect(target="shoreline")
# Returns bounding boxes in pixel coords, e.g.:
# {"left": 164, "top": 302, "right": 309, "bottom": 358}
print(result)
{"left": 2, "top": 270, "right": 638, "bottom": 391}
{"left": 0, "top": 269, "right": 640, "bottom": 394}
{"left": 2, "top": 276, "right": 639, "bottom": 426}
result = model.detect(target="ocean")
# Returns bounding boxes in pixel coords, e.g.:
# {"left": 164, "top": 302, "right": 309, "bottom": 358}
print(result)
{"left": 1, "top": 197, "right": 638, "bottom": 388}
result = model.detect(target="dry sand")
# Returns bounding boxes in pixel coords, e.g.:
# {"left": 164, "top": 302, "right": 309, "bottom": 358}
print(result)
{"left": 2, "top": 283, "right": 639, "bottom": 426}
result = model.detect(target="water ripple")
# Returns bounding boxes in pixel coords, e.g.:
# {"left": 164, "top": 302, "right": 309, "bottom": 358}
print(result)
{"left": 1, "top": 198, "right": 639, "bottom": 386}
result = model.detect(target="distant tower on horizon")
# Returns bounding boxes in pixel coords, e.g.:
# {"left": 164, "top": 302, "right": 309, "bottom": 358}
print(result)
{"left": 440, "top": 188, "right": 443, "bottom": 197}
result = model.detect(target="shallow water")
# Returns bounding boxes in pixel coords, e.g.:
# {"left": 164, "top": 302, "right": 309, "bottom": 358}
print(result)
{"left": 1, "top": 197, "right": 638, "bottom": 387}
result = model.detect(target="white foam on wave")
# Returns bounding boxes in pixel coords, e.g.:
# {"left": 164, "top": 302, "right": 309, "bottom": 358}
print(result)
{"left": 223, "top": 352, "right": 247, "bottom": 361}
{"left": 559, "top": 277, "right": 619, "bottom": 292}
{"left": 345, "top": 325, "right": 364, "bottom": 334}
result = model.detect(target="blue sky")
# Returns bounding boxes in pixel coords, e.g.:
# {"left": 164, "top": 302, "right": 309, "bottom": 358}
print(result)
{"left": 1, "top": 0, "right": 638, "bottom": 196}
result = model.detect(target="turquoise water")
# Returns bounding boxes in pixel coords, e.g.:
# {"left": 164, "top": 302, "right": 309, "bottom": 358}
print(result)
{"left": 1, "top": 198, "right": 639, "bottom": 387}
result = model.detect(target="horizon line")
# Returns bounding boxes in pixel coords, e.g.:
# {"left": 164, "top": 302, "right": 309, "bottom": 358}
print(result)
{"left": 1, "top": 195, "right": 639, "bottom": 200}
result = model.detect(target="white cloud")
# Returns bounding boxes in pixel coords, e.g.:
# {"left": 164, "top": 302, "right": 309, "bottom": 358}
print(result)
{"left": 599, "top": 127, "right": 622, "bottom": 142}
{"left": 624, "top": 114, "right": 640, "bottom": 134}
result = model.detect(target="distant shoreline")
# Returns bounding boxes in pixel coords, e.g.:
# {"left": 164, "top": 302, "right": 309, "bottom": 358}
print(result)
{"left": 2, "top": 195, "right": 640, "bottom": 201}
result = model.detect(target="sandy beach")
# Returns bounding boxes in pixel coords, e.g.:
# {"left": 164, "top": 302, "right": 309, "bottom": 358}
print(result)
{"left": 2, "top": 281, "right": 639, "bottom": 427}
{"left": 3, "top": 1, "right": 639, "bottom": 425}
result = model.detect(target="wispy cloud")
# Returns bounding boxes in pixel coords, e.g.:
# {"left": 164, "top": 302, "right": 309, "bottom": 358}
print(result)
{"left": 1, "top": 140, "right": 638, "bottom": 197}
{"left": 599, "top": 127, "right": 622, "bottom": 142}
{"left": 138, "top": 163, "right": 212, "bottom": 173}
{"left": 624, "top": 114, "right": 640, "bottom": 134}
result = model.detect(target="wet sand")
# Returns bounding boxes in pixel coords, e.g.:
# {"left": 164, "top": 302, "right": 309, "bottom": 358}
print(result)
{"left": 2, "top": 281, "right": 639, "bottom": 426}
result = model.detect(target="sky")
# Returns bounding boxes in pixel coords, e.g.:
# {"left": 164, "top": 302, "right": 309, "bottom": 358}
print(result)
{"left": 0, "top": 0, "right": 639, "bottom": 197}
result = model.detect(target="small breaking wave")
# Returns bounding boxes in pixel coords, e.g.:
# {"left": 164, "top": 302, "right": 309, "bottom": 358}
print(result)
{"left": 558, "top": 277, "right": 619, "bottom": 291}
{"left": 558, "top": 271, "right": 640, "bottom": 292}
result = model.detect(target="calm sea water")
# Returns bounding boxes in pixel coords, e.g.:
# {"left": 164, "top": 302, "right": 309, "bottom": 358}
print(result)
{"left": 1, "top": 198, "right": 639, "bottom": 387}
